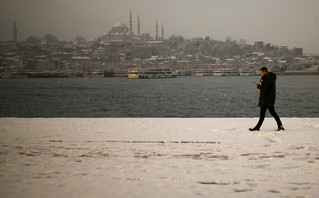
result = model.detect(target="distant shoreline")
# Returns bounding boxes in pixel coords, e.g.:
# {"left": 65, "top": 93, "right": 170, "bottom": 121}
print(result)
{"left": 1, "top": 71, "right": 318, "bottom": 79}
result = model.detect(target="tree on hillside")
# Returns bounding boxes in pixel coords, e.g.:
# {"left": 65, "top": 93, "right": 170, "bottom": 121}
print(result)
{"left": 43, "top": 34, "right": 59, "bottom": 45}
{"left": 26, "top": 36, "right": 42, "bottom": 44}
{"left": 168, "top": 35, "right": 251, "bottom": 59}
{"left": 168, "top": 35, "right": 186, "bottom": 50}
{"left": 74, "top": 36, "right": 86, "bottom": 45}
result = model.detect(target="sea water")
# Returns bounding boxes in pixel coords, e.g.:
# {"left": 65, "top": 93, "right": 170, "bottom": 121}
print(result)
{"left": 0, "top": 75, "right": 318, "bottom": 117}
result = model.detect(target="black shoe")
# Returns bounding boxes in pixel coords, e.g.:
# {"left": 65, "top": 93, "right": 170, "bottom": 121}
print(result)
{"left": 249, "top": 127, "right": 260, "bottom": 131}
{"left": 276, "top": 126, "right": 285, "bottom": 131}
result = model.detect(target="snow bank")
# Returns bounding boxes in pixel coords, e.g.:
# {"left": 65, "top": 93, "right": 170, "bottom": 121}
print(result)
{"left": 0, "top": 118, "right": 318, "bottom": 197}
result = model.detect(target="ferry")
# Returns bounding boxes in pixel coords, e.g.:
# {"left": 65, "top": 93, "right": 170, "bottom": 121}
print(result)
{"left": 87, "top": 71, "right": 104, "bottom": 78}
{"left": 128, "top": 68, "right": 176, "bottom": 79}
{"left": 240, "top": 69, "right": 257, "bottom": 76}
{"left": 213, "top": 69, "right": 240, "bottom": 76}
{"left": 191, "top": 69, "right": 215, "bottom": 76}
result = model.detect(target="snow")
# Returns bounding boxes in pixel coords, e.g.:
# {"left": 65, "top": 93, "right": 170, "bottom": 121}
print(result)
{"left": 0, "top": 118, "right": 318, "bottom": 198}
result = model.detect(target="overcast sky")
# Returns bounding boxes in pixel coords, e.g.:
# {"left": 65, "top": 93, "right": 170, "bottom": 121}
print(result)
{"left": 1, "top": 0, "right": 319, "bottom": 53}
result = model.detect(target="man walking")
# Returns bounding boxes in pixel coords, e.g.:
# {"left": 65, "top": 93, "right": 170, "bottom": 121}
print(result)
{"left": 250, "top": 67, "right": 285, "bottom": 131}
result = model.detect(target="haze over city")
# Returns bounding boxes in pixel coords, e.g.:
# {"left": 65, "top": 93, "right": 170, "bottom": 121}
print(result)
{"left": 1, "top": 0, "right": 319, "bottom": 54}
{"left": 1, "top": 1, "right": 319, "bottom": 198}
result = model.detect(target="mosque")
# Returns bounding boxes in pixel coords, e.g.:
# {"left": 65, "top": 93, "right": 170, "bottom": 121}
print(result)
{"left": 100, "top": 10, "right": 164, "bottom": 42}
{"left": 100, "top": 10, "right": 169, "bottom": 60}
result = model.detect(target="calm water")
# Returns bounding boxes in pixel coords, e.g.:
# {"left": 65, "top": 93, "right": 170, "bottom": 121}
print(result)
{"left": 0, "top": 76, "right": 318, "bottom": 117}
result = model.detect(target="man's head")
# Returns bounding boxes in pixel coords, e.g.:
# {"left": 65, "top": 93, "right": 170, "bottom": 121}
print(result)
{"left": 260, "top": 67, "right": 268, "bottom": 76}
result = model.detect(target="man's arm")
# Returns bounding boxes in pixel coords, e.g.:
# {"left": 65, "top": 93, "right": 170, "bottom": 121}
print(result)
{"left": 253, "top": 73, "right": 264, "bottom": 89}
{"left": 253, "top": 82, "right": 261, "bottom": 89}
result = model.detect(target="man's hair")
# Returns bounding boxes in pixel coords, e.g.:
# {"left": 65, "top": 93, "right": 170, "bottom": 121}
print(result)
{"left": 260, "top": 67, "right": 268, "bottom": 72}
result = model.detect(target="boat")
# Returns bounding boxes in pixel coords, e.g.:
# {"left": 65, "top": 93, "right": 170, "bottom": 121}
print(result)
{"left": 54, "top": 73, "right": 68, "bottom": 78}
{"left": 213, "top": 69, "right": 240, "bottom": 76}
{"left": 191, "top": 69, "right": 215, "bottom": 76}
{"left": 128, "top": 68, "right": 176, "bottom": 79}
{"left": 240, "top": 69, "right": 257, "bottom": 76}
{"left": 87, "top": 71, "right": 104, "bottom": 78}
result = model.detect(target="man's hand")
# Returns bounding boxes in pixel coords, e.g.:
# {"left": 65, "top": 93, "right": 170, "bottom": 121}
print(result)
{"left": 253, "top": 82, "right": 259, "bottom": 87}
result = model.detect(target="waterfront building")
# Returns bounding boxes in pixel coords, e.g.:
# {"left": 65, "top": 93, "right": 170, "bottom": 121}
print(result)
{"left": 72, "top": 57, "right": 92, "bottom": 72}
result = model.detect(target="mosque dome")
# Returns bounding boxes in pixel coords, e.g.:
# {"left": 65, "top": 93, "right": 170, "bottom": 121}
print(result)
{"left": 88, "top": 37, "right": 96, "bottom": 42}
{"left": 113, "top": 22, "right": 127, "bottom": 28}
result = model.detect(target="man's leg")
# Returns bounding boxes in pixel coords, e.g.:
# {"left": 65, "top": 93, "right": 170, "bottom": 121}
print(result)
{"left": 268, "top": 106, "right": 283, "bottom": 127}
{"left": 255, "top": 107, "right": 267, "bottom": 129}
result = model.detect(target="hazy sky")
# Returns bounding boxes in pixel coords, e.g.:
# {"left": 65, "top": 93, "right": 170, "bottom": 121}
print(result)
{"left": 1, "top": 0, "right": 319, "bottom": 53}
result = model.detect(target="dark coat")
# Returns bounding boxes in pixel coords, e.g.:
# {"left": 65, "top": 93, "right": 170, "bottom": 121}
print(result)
{"left": 257, "top": 72, "right": 277, "bottom": 107}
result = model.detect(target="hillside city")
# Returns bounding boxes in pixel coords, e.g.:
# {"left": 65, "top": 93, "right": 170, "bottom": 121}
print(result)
{"left": 1, "top": 11, "right": 319, "bottom": 78}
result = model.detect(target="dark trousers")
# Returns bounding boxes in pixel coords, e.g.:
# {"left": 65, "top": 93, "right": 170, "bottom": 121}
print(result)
{"left": 256, "top": 106, "right": 282, "bottom": 129}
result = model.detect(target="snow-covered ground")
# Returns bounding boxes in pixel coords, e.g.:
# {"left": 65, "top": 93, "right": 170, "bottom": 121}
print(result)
{"left": 0, "top": 118, "right": 318, "bottom": 198}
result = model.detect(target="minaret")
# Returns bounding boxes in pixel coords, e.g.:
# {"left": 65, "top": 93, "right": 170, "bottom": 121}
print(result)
{"left": 138, "top": 14, "right": 140, "bottom": 38}
{"left": 161, "top": 24, "right": 164, "bottom": 40}
{"left": 156, "top": 20, "right": 158, "bottom": 40}
{"left": 12, "top": 21, "right": 17, "bottom": 43}
{"left": 129, "top": 9, "right": 133, "bottom": 35}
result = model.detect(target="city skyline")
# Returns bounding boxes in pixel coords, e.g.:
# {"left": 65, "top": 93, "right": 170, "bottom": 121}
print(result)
{"left": 1, "top": 0, "right": 319, "bottom": 54}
